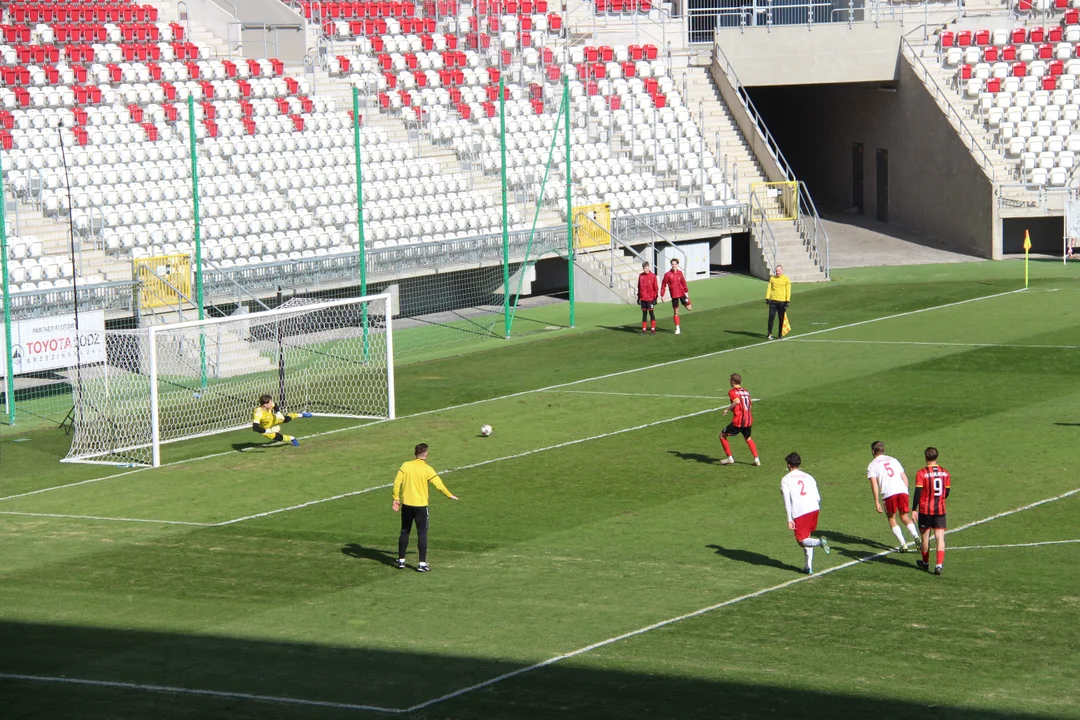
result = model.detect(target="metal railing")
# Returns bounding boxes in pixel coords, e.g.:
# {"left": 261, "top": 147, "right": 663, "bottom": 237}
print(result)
{"left": 691, "top": 0, "right": 980, "bottom": 41}
{"left": 611, "top": 204, "right": 749, "bottom": 244}
{"left": 900, "top": 37, "right": 997, "bottom": 181}
{"left": 996, "top": 183, "right": 1078, "bottom": 212}
{"left": 713, "top": 43, "right": 830, "bottom": 278}
{"left": 574, "top": 213, "right": 646, "bottom": 299}
{"left": 748, "top": 190, "right": 778, "bottom": 269}
{"left": 1, "top": 280, "right": 139, "bottom": 322}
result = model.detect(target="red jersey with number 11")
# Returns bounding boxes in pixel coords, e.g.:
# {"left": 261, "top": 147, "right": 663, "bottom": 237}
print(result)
{"left": 915, "top": 465, "right": 951, "bottom": 515}
{"left": 729, "top": 386, "right": 753, "bottom": 427}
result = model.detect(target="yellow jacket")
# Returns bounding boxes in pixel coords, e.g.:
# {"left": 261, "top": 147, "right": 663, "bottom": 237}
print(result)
{"left": 393, "top": 459, "right": 453, "bottom": 507}
{"left": 766, "top": 274, "right": 791, "bottom": 303}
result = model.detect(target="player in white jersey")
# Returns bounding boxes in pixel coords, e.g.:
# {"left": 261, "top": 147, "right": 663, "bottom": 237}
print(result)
{"left": 867, "top": 441, "right": 921, "bottom": 552}
{"left": 780, "top": 452, "right": 830, "bottom": 574}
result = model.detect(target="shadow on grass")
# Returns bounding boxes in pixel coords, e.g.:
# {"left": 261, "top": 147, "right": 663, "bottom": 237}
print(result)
{"left": 340, "top": 543, "right": 399, "bottom": 568}
{"left": 231, "top": 442, "right": 268, "bottom": 453}
{"left": 816, "top": 529, "right": 893, "bottom": 552}
{"left": 669, "top": 450, "right": 720, "bottom": 465}
{"left": 598, "top": 325, "right": 661, "bottom": 335}
{"left": 1054, "top": 423, "right": 1080, "bottom": 427}
{"left": 724, "top": 330, "right": 767, "bottom": 339}
{"left": 706, "top": 544, "right": 804, "bottom": 573}
{"left": 0, "top": 620, "right": 1060, "bottom": 720}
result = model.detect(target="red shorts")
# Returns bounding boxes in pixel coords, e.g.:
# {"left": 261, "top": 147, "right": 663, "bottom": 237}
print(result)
{"left": 792, "top": 510, "right": 819, "bottom": 543}
{"left": 884, "top": 494, "right": 910, "bottom": 515}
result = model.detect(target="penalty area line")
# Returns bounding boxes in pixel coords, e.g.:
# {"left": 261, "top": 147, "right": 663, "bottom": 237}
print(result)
{"left": 0, "top": 511, "right": 214, "bottom": 527}
{"left": 789, "top": 339, "right": 1079, "bottom": 350}
{"left": 947, "top": 539, "right": 1080, "bottom": 551}
{"left": 0, "top": 674, "right": 404, "bottom": 714}
{"left": 5, "top": 287, "right": 1026, "bottom": 503}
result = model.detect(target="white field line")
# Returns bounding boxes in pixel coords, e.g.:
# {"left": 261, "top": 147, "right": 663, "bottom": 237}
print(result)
{"left": 790, "top": 339, "right": 1078, "bottom": 350}
{"left": 0, "top": 674, "right": 403, "bottom": 714}
{"left": 403, "top": 485, "right": 1080, "bottom": 713}
{"left": 211, "top": 406, "right": 725, "bottom": 526}
{"left": 0, "top": 511, "right": 213, "bottom": 527}
{"left": 3, "top": 287, "right": 1027, "bottom": 502}
{"left": 4, "top": 485, "right": 1075, "bottom": 714}
{"left": 946, "top": 539, "right": 1080, "bottom": 551}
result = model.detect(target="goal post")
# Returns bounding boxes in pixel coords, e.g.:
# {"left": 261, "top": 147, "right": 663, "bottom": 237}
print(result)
{"left": 64, "top": 294, "right": 395, "bottom": 468}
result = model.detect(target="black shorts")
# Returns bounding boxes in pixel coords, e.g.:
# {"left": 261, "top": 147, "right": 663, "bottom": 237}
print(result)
{"left": 722, "top": 423, "right": 752, "bottom": 438}
{"left": 918, "top": 513, "right": 947, "bottom": 530}
{"left": 671, "top": 296, "right": 690, "bottom": 309}
{"left": 639, "top": 300, "right": 656, "bottom": 310}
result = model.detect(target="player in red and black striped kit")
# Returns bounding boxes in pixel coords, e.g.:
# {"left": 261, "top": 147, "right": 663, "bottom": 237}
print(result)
{"left": 637, "top": 261, "right": 659, "bottom": 335}
{"left": 659, "top": 258, "right": 691, "bottom": 335}
{"left": 720, "top": 373, "right": 760, "bottom": 466}
{"left": 914, "top": 446, "right": 951, "bottom": 575}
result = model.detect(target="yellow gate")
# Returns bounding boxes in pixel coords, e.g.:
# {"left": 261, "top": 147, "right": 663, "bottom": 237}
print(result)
{"left": 750, "top": 182, "right": 799, "bottom": 222}
{"left": 573, "top": 202, "right": 611, "bottom": 249}
{"left": 134, "top": 254, "right": 192, "bottom": 310}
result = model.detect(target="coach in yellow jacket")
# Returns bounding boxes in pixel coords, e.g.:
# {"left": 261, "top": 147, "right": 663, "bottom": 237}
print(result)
{"left": 392, "top": 443, "right": 458, "bottom": 572}
{"left": 765, "top": 264, "right": 791, "bottom": 340}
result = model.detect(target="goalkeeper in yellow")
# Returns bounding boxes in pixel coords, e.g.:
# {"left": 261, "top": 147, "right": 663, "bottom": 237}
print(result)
{"left": 252, "top": 394, "right": 312, "bottom": 447}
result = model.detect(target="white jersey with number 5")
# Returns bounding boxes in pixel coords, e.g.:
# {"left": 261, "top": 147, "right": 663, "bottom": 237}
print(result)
{"left": 781, "top": 470, "right": 821, "bottom": 522}
{"left": 867, "top": 455, "right": 907, "bottom": 499}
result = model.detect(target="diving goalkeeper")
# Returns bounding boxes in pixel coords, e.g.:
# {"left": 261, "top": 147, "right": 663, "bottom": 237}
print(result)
{"left": 252, "top": 394, "right": 312, "bottom": 447}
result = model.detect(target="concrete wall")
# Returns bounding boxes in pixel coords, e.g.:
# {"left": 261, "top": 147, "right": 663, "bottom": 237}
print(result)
{"left": 714, "top": 20, "right": 906, "bottom": 87}
{"left": 744, "top": 59, "right": 996, "bottom": 258}
{"left": 205, "top": 0, "right": 307, "bottom": 63}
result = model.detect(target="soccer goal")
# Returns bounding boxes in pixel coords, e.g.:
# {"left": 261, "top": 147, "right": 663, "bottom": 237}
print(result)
{"left": 63, "top": 294, "right": 395, "bottom": 467}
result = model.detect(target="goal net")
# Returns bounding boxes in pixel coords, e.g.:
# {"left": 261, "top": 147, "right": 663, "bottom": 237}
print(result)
{"left": 63, "top": 294, "right": 394, "bottom": 467}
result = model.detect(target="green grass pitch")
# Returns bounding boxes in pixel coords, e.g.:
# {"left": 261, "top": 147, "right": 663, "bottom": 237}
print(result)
{"left": 1, "top": 260, "right": 1079, "bottom": 719}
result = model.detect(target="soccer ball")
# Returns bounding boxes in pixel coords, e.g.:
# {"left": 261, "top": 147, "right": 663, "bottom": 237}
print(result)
{"left": 480, "top": 424, "right": 492, "bottom": 437}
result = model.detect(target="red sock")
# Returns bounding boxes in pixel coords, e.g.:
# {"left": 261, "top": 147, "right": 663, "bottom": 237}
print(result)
{"left": 922, "top": 550, "right": 930, "bottom": 563}
{"left": 720, "top": 437, "right": 732, "bottom": 456}
{"left": 746, "top": 438, "right": 758, "bottom": 457}
{"left": 936, "top": 549, "right": 945, "bottom": 566}
{"left": 674, "top": 315, "right": 680, "bottom": 326}
{"left": 650, "top": 319, "right": 656, "bottom": 330}
{"left": 642, "top": 321, "right": 647, "bottom": 330}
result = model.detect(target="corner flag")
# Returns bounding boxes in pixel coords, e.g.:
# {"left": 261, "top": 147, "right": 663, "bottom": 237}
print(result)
{"left": 1024, "top": 229, "right": 1031, "bottom": 288}
{"left": 781, "top": 313, "right": 791, "bottom": 337}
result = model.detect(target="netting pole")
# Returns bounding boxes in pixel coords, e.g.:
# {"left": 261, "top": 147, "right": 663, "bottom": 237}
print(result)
{"left": 148, "top": 325, "right": 161, "bottom": 468}
{"left": 0, "top": 155, "right": 14, "bottom": 423}
{"left": 353, "top": 86, "right": 370, "bottom": 359}
{"left": 500, "top": 75, "right": 510, "bottom": 339}
{"left": 186, "top": 95, "right": 207, "bottom": 389}
{"left": 564, "top": 76, "right": 574, "bottom": 328}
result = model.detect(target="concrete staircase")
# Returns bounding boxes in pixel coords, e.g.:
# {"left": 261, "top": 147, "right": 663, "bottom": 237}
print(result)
{"left": 152, "top": 0, "right": 235, "bottom": 59}
{"left": 10, "top": 206, "right": 131, "bottom": 282}
{"left": 573, "top": 246, "right": 638, "bottom": 303}
{"left": 682, "top": 64, "right": 827, "bottom": 281}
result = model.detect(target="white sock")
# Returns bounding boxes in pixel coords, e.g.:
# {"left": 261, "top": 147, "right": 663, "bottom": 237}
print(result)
{"left": 803, "top": 546, "right": 814, "bottom": 571}
{"left": 800, "top": 538, "right": 820, "bottom": 548}
{"left": 891, "top": 525, "right": 906, "bottom": 546}
{"left": 906, "top": 523, "right": 919, "bottom": 540}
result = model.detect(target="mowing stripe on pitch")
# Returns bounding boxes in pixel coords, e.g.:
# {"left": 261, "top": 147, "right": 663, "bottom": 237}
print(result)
{"left": 211, "top": 406, "right": 725, "bottom": 525}
{"left": 404, "top": 485, "right": 1080, "bottom": 713}
{"left": 0, "top": 511, "right": 214, "bottom": 527}
{"left": 4, "top": 485, "right": 1074, "bottom": 714}
{"left": 1, "top": 287, "right": 1027, "bottom": 504}
{"left": 553, "top": 390, "right": 733, "bottom": 400}
{"left": 790, "top": 339, "right": 1078, "bottom": 349}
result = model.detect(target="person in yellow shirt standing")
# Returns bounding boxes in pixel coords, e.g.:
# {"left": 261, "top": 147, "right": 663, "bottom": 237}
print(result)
{"left": 393, "top": 443, "right": 458, "bottom": 572}
{"left": 765, "top": 264, "right": 791, "bottom": 340}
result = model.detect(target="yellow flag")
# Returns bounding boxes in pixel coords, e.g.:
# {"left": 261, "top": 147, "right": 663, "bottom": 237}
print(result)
{"left": 781, "top": 312, "right": 791, "bottom": 337}
{"left": 1023, "top": 230, "right": 1032, "bottom": 252}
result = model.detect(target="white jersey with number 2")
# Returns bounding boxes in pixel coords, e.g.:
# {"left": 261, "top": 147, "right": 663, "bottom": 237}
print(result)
{"left": 867, "top": 455, "right": 907, "bottom": 499}
{"left": 781, "top": 469, "right": 821, "bottom": 522}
